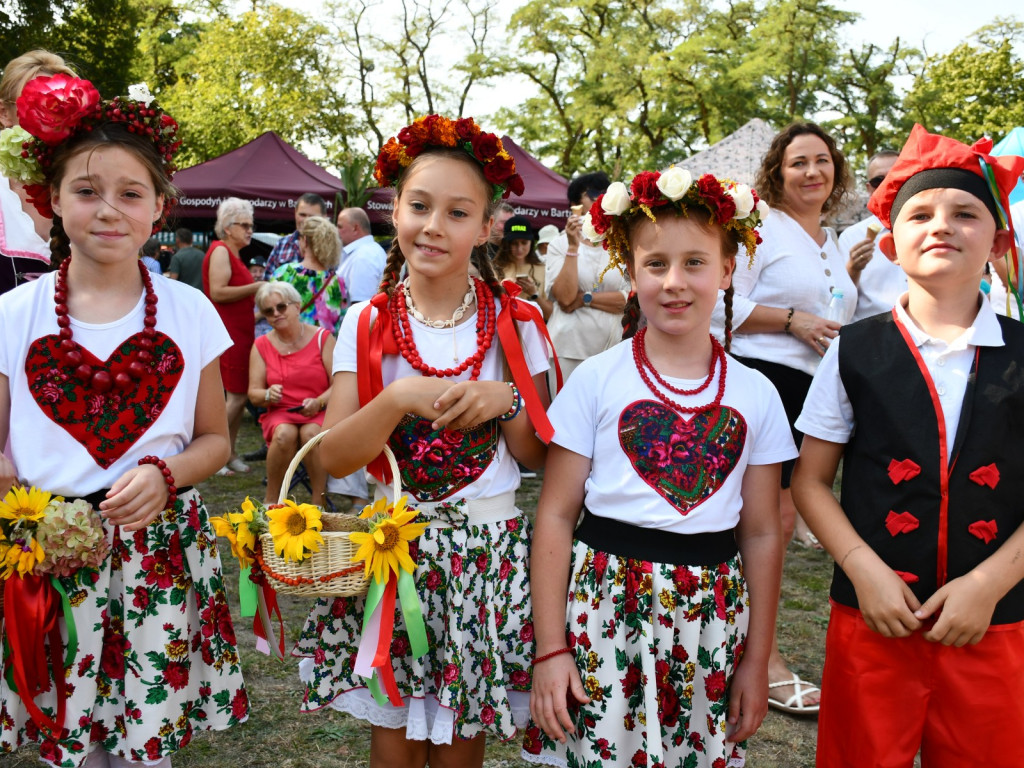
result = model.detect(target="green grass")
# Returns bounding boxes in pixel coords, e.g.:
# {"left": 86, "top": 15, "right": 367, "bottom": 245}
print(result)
{"left": 6, "top": 417, "right": 834, "bottom": 767}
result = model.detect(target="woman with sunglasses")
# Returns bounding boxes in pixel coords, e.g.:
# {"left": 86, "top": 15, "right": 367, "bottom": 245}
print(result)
{"left": 248, "top": 281, "right": 335, "bottom": 506}
{"left": 204, "top": 197, "right": 265, "bottom": 475}
{"left": 269, "top": 215, "right": 348, "bottom": 333}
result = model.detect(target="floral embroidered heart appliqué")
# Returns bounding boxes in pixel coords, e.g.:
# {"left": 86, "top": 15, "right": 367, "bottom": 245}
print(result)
{"left": 388, "top": 414, "right": 498, "bottom": 501}
{"left": 25, "top": 332, "right": 184, "bottom": 468}
{"left": 618, "top": 400, "right": 746, "bottom": 516}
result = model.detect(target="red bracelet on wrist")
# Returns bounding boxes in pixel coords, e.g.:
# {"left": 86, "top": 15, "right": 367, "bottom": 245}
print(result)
{"left": 138, "top": 455, "right": 177, "bottom": 511}
{"left": 532, "top": 647, "right": 573, "bottom": 666}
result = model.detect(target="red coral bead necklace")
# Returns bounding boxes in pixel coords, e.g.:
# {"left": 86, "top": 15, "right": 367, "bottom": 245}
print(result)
{"left": 632, "top": 327, "right": 726, "bottom": 414}
{"left": 391, "top": 276, "right": 496, "bottom": 380}
{"left": 54, "top": 255, "right": 158, "bottom": 393}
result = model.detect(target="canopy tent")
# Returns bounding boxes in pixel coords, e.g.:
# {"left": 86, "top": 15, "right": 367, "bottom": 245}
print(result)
{"left": 172, "top": 132, "right": 345, "bottom": 223}
{"left": 674, "top": 119, "right": 777, "bottom": 186}
{"left": 993, "top": 127, "right": 1024, "bottom": 205}
{"left": 365, "top": 136, "right": 571, "bottom": 230}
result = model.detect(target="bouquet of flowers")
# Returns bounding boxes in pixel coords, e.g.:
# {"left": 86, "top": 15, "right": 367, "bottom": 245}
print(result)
{"left": 0, "top": 485, "right": 109, "bottom": 583}
{"left": 210, "top": 496, "right": 325, "bottom": 567}
{"left": 0, "top": 485, "right": 110, "bottom": 738}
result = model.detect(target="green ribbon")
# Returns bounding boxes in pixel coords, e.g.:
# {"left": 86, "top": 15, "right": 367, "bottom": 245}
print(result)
{"left": 238, "top": 565, "right": 257, "bottom": 617}
{"left": 362, "top": 578, "right": 387, "bottom": 706}
{"left": 359, "top": 570, "right": 428, "bottom": 707}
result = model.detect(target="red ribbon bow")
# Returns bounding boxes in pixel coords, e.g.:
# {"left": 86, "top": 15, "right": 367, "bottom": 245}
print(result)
{"left": 968, "top": 463, "right": 1000, "bottom": 489}
{"left": 887, "top": 458, "right": 921, "bottom": 485}
{"left": 885, "top": 510, "right": 920, "bottom": 537}
{"left": 968, "top": 519, "right": 999, "bottom": 544}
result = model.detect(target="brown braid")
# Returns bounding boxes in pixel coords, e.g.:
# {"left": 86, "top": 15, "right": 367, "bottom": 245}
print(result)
{"left": 377, "top": 239, "right": 405, "bottom": 296}
{"left": 621, "top": 291, "right": 642, "bottom": 340}
{"left": 472, "top": 245, "right": 506, "bottom": 300}
{"left": 49, "top": 216, "right": 72, "bottom": 269}
{"left": 723, "top": 284, "right": 734, "bottom": 353}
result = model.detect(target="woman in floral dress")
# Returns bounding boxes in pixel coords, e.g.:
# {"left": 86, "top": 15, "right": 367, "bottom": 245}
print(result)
{"left": 271, "top": 215, "right": 347, "bottom": 334}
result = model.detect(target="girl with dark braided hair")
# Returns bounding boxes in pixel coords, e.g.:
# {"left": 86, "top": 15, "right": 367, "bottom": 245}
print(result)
{"left": 294, "top": 115, "right": 557, "bottom": 768}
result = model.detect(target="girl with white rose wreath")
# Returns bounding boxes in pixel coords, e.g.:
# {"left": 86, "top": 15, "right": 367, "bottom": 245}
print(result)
{"left": 523, "top": 168, "right": 794, "bottom": 768}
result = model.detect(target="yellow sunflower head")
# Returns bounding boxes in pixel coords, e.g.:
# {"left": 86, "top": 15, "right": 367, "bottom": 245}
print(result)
{"left": 350, "top": 499, "right": 427, "bottom": 584}
{"left": 0, "top": 534, "right": 45, "bottom": 578}
{"left": 0, "top": 485, "right": 59, "bottom": 524}
{"left": 228, "top": 496, "right": 264, "bottom": 553}
{"left": 267, "top": 500, "right": 324, "bottom": 562}
{"left": 209, "top": 515, "right": 253, "bottom": 568}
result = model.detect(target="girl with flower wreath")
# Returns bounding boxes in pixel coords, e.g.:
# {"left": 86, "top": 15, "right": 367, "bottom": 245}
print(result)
{"left": 0, "top": 75, "right": 247, "bottom": 767}
{"left": 522, "top": 169, "right": 795, "bottom": 768}
{"left": 292, "top": 114, "right": 555, "bottom": 767}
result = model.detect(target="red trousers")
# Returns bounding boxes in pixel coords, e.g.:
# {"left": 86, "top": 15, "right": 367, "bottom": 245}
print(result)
{"left": 817, "top": 603, "right": 1024, "bottom": 768}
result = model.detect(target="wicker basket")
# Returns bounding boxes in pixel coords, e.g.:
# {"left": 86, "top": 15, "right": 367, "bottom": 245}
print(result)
{"left": 254, "top": 430, "right": 398, "bottom": 598}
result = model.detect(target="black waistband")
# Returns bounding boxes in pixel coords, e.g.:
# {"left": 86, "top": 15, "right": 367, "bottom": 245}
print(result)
{"left": 78, "top": 486, "right": 194, "bottom": 509}
{"left": 575, "top": 508, "right": 738, "bottom": 566}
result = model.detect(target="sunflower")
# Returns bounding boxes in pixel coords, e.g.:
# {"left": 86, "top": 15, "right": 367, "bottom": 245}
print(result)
{"left": 209, "top": 515, "right": 252, "bottom": 568}
{"left": 229, "top": 497, "right": 261, "bottom": 553}
{"left": 0, "top": 485, "right": 58, "bottom": 524}
{"left": 266, "top": 500, "right": 324, "bottom": 562}
{"left": 0, "top": 534, "right": 45, "bottom": 578}
{"left": 350, "top": 496, "right": 428, "bottom": 584}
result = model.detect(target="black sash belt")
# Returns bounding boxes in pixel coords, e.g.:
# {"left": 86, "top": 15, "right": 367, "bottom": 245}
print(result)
{"left": 575, "top": 508, "right": 738, "bottom": 566}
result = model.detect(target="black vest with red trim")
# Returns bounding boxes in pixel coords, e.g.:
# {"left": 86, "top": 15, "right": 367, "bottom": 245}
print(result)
{"left": 835, "top": 310, "right": 1024, "bottom": 625}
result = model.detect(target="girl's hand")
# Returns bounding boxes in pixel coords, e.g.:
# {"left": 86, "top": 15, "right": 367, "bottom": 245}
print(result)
{"left": 516, "top": 275, "right": 538, "bottom": 297}
{"left": 431, "top": 380, "right": 513, "bottom": 431}
{"left": 789, "top": 310, "right": 840, "bottom": 357}
{"left": 725, "top": 658, "right": 769, "bottom": 743}
{"left": 300, "top": 398, "right": 322, "bottom": 417}
{"left": 0, "top": 454, "right": 18, "bottom": 498}
{"left": 388, "top": 377, "right": 454, "bottom": 421}
{"left": 100, "top": 464, "right": 171, "bottom": 531}
{"left": 529, "top": 653, "right": 590, "bottom": 743}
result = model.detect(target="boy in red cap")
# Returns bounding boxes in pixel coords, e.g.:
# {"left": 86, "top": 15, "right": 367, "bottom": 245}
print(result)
{"left": 791, "top": 124, "right": 1024, "bottom": 768}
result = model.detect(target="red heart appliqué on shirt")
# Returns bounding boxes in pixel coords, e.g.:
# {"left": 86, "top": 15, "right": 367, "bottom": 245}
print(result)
{"left": 25, "top": 332, "right": 184, "bottom": 468}
{"left": 618, "top": 400, "right": 747, "bottom": 516}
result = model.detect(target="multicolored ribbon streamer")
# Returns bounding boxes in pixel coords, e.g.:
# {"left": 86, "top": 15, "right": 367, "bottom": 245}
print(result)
{"left": 354, "top": 569, "right": 428, "bottom": 707}
{"left": 238, "top": 564, "right": 285, "bottom": 659}
{"left": 978, "top": 156, "right": 1024, "bottom": 317}
{"left": 2, "top": 574, "right": 76, "bottom": 739}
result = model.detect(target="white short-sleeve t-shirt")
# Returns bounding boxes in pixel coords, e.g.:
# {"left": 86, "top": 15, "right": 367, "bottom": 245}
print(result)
{"left": 548, "top": 339, "right": 797, "bottom": 534}
{"left": 335, "top": 294, "right": 550, "bottom": 502}
{"left": 0, "top": 272, "right": 231, "bottom": 496}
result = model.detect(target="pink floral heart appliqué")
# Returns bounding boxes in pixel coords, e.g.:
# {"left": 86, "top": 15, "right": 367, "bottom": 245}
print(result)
{"left": 618, "top": 400, "right": 746, "bottom": 516}
{"left": 25, "top": 332, "right": 184, "bottom": 468}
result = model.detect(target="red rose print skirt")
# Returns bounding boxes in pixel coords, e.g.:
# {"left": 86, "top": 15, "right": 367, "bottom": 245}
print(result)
{"left": 293, "top": 499, "right": 533, "bottom": 743}
{"left": 522, "top": 540, "right": 749, "bottom": 768}
{"left": 0, "top": 489, "right": 249, "bottom": 767}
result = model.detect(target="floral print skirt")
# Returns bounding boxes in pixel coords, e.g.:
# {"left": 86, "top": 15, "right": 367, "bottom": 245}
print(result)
{"left": 294, "top": 505, "right": 533, "bottom": 743}
{"left": 522, "top": 539, "right": 749, "bottom": 768}
{"left": 0, "top": 489, "right": 248, "bottom": 767}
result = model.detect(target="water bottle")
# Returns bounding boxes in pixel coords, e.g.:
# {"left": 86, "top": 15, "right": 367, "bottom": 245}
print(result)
{"left": 825, "top": 288, "right": 846, "bottom": 324}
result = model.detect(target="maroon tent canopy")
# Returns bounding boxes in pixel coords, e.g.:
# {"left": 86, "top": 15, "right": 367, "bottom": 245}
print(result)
{"left": 365, "top": 136, "right": 570, "bottom": 230}
{"left": 172, "top": 132, "right": 345, "bottom": 223}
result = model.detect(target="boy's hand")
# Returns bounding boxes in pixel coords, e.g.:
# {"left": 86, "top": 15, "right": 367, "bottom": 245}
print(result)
{"left": 725, "top": 658, "right": 768, "bottom": 743}
{"left": 529, "top": 653, "right": 590, "bottom": 743}
{"left": 846, "top": 549, "right": 923, "bottom": 637}
{"left": 916, "top": 571, "right": 998, "bottom": 646}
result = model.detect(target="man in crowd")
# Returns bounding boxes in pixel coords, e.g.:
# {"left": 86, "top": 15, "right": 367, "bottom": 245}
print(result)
{"left": 839, "top": 150, "right": 907, "bottom": 321}
{"left": 265, "top": 193, "right": 327, "bottom": 274}
{"left": 336, "top": 207, "right": 387, "bottom": 302}
{"left": 166, "top": 227, "right": 206, "bottom": 289}
{"left": 487, "top": 202, "right": 516, "bottom": 258}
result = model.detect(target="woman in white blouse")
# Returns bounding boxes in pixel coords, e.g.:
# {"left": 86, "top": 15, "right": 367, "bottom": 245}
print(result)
{"left": 728, "top": 121, "right": 855, "bottom": 715}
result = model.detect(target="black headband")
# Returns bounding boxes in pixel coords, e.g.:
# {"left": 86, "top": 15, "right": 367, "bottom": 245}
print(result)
{"left": 891, "top": 168, "right": 1000, "bottom": 226}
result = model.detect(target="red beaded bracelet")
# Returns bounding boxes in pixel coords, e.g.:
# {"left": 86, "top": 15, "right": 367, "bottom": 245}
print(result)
{"left": 532, "top": 647, "right": 573, "bottom": 666}
{"left": 138, "top": 455, "right": 177, "bottom": 511}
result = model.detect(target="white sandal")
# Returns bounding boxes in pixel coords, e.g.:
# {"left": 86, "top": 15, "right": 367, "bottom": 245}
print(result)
{"left": 768, "top": 674, "right": 820, "bottom": 715}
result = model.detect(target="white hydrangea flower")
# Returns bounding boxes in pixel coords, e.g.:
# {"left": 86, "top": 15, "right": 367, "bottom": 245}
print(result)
{"left": 127, "top": 83, "right": 154, "bottom": 105}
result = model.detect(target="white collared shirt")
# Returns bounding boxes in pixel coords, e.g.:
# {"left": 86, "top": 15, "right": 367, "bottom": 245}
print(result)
{"left": 796, "top": 294, "right": 1005, "bottom": 448}
{"left": 837, "top": 215, "right": 908, "bottom": 321}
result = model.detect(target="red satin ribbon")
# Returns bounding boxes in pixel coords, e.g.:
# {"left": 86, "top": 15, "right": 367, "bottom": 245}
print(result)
{"left": 3, "top": 575, "right": 68, "bottom": 740}
{"left": 373, "top": 577, "right": 403, "bottom": 706}
{"left": 251, "top": 583, "right": 286, "bottom": 658}
{"left": 357, "top": 284, "right": 561, "bottom": 483}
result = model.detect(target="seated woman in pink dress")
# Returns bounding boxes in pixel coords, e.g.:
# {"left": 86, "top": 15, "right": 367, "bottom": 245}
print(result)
{"left": 248, "top": 281, "right": 334, "bottom": 506}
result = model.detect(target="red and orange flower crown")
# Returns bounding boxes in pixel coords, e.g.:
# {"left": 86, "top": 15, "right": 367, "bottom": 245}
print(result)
{"left": 373, "top": 114, "right": 525, "bottom": 202}
{"left": 584, "top": 168, "right": 768, "bottom": 277}
{"left": 0, "top": 75, "right": 181, "bottom": 222}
